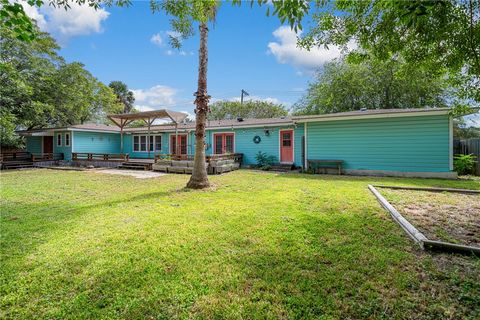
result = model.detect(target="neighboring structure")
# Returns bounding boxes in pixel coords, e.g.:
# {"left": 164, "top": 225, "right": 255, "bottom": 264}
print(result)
{"left": 18, "top": 108, "right": 457, "bottom": 178}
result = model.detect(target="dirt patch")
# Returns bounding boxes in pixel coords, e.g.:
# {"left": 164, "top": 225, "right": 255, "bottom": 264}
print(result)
{"left": 380, "top": 189, "right": 480, "bottom": 247}
{"left": 94, "top": 169, "right": 167, "bottom": 179}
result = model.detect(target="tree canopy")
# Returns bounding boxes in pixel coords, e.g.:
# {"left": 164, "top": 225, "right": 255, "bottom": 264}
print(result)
{"left": 0, "top": 23, "right": 122, "bottom": 148}
{"left": 296, "top": 0, "right": 479, "bottom": 105}
{"left": 294, "top": 57, "right": 449, "bottom": 115}
{"left": 209, "top": 100, "right": 288, "bottom": 120}
{"left": 109, "top": 81, "right": 135, "bottom": 113}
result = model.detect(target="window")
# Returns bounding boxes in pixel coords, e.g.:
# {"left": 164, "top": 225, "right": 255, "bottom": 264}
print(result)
{"left": 65, "top": 133, "right": 70, "bottom": 147}
{"left": 133, "top": 136, "right": 140, "bottom": 151}
{"left": 155, "top": 135, "right": 162, "bottom": 151}
{"left": 282, "top": 132, "right": 292, "bottom": 147}
{"left": 133, "top": 135, "right": 162, "bottom": 152}
{"left": 149, "top": 136, "right": 154, "bottom": 152}
{"left": 57, "top": 133, "right": 62, "bottom": 147}
{"left": 140, "top": 136, "right": 147, "bottom": 151}
{"left": 213, "top": 133, "right": 234, "bottom": 154}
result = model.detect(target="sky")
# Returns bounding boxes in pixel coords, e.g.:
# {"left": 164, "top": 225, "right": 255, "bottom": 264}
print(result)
{"left": 22, "top": 1, "right": 350, "bottom": 117}
{"left": 20, "top": 1, "right": 479, "bottom": 126}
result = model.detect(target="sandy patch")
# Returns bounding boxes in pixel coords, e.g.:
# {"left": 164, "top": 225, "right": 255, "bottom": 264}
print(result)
{"left": 95, "top": 169, "right": 166, "bottom": 179}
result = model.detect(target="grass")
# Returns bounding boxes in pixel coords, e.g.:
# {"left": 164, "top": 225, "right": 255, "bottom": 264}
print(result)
{"left": 1, "top": 169, "right": 479, "bottom": 319}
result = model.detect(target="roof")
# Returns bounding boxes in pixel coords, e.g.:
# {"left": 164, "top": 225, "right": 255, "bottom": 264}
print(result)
{"left": 292, "top": 108, "right": 451, "bottom": 121}
{"left": 17, "top": 108, "right": 455, "bottom": 135}
{"left": 107, "top": 109, "right": 188, "bottom": 127}
{"left": 17, "top": 123, "right": 120, "bottom": 135}
{"left": 124, "top": 117, "right": 293, "bottom": 133}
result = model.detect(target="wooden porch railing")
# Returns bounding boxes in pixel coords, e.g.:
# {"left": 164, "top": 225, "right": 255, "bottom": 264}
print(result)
{"left": 0, "top": 151, "right": 31, "bottom": 162}
{"left": 72, "top": 152, "right": 129, "bottom": 162}
{"left": 31, "top": 153, "right": 64, "bottom": 161}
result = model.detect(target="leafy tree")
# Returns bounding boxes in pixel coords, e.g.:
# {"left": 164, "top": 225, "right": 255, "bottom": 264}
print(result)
{"left": 294, "top": 57, "right": 449, "bottom": 115}
{"left": 209, "top": 100, "right": 288, "bottom": 120}
{"left": 0, "top": 23, "right": 122, "bottom": 148}
{"left": 109, "top": 81, "right": 135, "bottom": 113}
{"left": 3, "top": 0, "right": 307, "bottom": 189}
{"left": 296, "top": 0, "right": 480, "bottom": 104}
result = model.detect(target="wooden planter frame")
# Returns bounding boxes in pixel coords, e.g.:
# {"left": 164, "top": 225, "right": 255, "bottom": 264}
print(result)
{"left": 368, "top": 184, "right": 480, "bottom": 255}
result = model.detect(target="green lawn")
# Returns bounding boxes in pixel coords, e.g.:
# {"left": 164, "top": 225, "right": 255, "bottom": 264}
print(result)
{"left": 1, "top": 169, "right": 479, "bottom": 319}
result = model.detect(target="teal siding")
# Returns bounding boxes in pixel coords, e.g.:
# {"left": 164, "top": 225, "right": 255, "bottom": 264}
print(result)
{"left": 25, "top": 136, "right": 42, "bottom": 154}
{"left": 206, "top": 125, "right": 302, "bottom": 166}
{"left": 305, "top": 115, "right": 451, "bottom": 172}
{"left": 53, "top": 131, "right": 72, "bottom": 160}
{"left": 294, "top": 123, "right": 304, "bottom": 166}
{"left": 72, "top": 131, "right": 121, "bottom": 157}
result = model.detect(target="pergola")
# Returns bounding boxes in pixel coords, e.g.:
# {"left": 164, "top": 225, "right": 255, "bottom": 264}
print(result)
{"left": 107, "top": 109, "right": 189, "bottom": 156}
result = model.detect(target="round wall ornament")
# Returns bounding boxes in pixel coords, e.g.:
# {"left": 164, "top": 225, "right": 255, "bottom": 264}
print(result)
{"left": 253, "top": 135, "right": 261, "bottom": 144}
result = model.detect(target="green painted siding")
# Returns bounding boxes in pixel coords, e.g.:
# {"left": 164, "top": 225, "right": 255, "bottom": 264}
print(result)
{"left": 53, "top": 131, "right": 72, "bottom": 160}
{"left": 72, "top": 131, "right": 121, "bottom": 157}
{"left": 305, "top": 115, "right": 451, "bottom": 172}
{"left": 25, "top": 136, "right": 42, "bottom": 154}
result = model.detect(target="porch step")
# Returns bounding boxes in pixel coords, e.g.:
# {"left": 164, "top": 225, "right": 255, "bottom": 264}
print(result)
{"left": 118, "top": 162, "right": 152, "bottom": 171}
{"left": 1, "top": 161, "right": 34, "bottom": 170}
{"left": 270, "top": 164, "right": 295, "bottom": 172}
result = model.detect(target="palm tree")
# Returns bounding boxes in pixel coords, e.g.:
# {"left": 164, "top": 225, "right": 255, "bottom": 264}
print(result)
{"left": 187, "top": 21, "right": 211, "bottom": 188}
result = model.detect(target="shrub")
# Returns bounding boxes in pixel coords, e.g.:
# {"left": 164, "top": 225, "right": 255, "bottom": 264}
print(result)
{"left": 255, "top": 151, "right": 277, "bottom": 170}
{"left": 453, "top": 154, "right": 477, "bottom": 175}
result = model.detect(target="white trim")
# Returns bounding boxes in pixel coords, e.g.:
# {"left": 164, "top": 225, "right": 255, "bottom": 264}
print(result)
{"left": 132, "top": 134, "right": 162, "bottom": 153}
{"left": 449, "top": 116, "right": 453, "bottom": 171}
{"left": 294, "top": 110, "right": 449, "bottom": 123}
{"left": 71, "top": 130, "right": 74, "bottom": 152}
{"left": 278, "top": 129, "right": 294, "bottom": 164}
{"left": 212, "top": 131, "right": 236, "bottom": 154}
{"left": 65, "top": 132, "right": 71, "bottom": 147}
{"left": 304, "top": 122, "right": 308, "bottom": 169}
{"left": 56, "top": 133, "right": 62, "bottom": 147}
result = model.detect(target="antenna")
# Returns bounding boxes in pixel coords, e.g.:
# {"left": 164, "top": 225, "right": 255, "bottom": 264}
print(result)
{"left": 240, "top": 89, "right": 249, "bottom": 105}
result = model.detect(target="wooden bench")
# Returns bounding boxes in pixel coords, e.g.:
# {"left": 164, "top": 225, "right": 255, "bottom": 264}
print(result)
{"left": 307, "top": 159, "right": 344, "bottom": 175}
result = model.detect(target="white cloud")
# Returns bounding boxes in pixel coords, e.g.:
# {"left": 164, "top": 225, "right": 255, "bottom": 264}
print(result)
{"left": 267, "top": 26, "right": 355, "bottom": 72}
{"left": 165, "top": 50, "right": 174, "bottom": 56}
{"left": 21, "top": 2, "right": 110, "bottom": 43}
{"left": 150, "top": 33, "right": 163, "bottom": 46}
{"left": 132, "top": 85, "right": 179, "bottom": 111}
{"left": 21, "top": 4, "right": 47, "bottom": 30}
{"left": 166, "top": 31, "right": 181, "bottom": 38}
{"left": 180, "top": 110, "right": 195, "bottom": 121}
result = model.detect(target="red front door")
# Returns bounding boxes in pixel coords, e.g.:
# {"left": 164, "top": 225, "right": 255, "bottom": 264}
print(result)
{"left": 43, "top": 136, "right": 53, "bottom": 153}
{"left": 170, "top": 134, "right": 187, "bottom": 155}
{"left": 280, "top": 130, "right": 293, "bottom": 163}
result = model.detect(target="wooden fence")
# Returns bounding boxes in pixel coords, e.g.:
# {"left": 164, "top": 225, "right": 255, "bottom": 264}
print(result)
{"left": 453, "top": 139, "right": 480, "bottom": 175}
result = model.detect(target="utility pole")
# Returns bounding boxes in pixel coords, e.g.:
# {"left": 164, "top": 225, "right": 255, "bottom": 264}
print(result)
{"left": 240, "top": 89, "right": 249, "bottom": 104}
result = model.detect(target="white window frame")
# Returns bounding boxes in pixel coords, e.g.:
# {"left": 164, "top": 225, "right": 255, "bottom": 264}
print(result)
{"left": 56, "top": 133, "right": 62, "bottom": 147}
{"left": 133, "top": 134, "right": 162, "bottom": 152}
{"left": 65, "top": 133, "right": 70, "bottom": 147}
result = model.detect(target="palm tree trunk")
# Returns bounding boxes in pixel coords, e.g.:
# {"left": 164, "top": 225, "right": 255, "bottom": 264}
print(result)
{"left": 187, "top": 22, "right": 210, "bottom": 189}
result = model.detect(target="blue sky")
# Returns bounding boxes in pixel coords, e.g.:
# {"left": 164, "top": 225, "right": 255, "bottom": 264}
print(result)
{"left": 20, "top": 1, "right": 479, "bottom": 126}
{"left": 23, "top": 1, "right": 347, "bottom": 116}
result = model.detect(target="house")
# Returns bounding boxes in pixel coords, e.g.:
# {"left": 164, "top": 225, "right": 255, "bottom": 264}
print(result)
{"left": 17, "top": 108, "right": 457, "bottom": 178}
